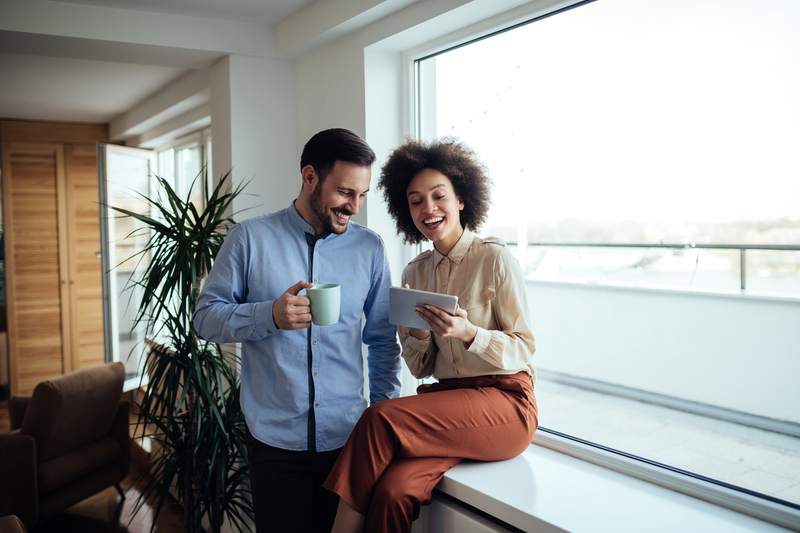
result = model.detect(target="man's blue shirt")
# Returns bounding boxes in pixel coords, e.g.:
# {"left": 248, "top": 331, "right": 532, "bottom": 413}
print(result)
{"left": 193, "top": 204, "right": 401, "bottom": 451}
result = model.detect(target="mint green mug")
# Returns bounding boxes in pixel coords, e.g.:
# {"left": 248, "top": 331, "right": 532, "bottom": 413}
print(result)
{"left": 307, "top": 283, "right": 341, "bottom": 326}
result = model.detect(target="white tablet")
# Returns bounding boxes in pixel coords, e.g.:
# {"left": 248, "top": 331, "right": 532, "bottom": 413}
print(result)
{"left": 389, "top": 286, "right": 459, "bottom": 330}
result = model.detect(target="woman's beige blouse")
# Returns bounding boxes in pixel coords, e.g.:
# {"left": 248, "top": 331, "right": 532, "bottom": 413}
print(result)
{"left": 400, "top": 229, "right": 536, "bottom": 380}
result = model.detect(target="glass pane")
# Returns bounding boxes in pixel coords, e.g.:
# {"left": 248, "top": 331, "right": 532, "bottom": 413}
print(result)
{"left": 177, "top": 144, "right": 204, "bottom": 209}
{"left": 517, "top": 246, "right": 742, "bottom": 292}
{"left": 205, "top": 136, "right": 213, "bottom": 198}
{"left": 746, "top": 250, "right": 800, "bottom": 296}
{"left": 158, "top": 148, "right": 175, "bottom": 190}
{"left": 104, "top": 147, "right": 153, "bottom": 379}
{"left": 425, "top": 2, "right": 800, "bottom": 248}
{"left": 417, "top": 0, "right": 800, "bottom": 506}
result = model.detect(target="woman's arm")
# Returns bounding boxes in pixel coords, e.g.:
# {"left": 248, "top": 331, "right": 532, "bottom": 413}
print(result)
{"left": 465, "top": 248, "right": 535, "bottom": 370}
{"left": 397, "top": 328, "right": 437, "bottom": 378}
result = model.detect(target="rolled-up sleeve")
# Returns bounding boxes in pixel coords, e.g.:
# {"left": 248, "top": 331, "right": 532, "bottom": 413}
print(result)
{"left": 193, "top": 224, "right": 279, "bottom": 343}
{"left": 399, "top": 333, "right": 437, "bottom": 379}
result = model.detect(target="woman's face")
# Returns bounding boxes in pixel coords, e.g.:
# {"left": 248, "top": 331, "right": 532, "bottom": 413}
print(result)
{"left": 406, "top": 168, "right": 464, "bottom": 250}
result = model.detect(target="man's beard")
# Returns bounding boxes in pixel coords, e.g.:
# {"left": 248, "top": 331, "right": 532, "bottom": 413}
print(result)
{"left": 310, "top": 185, "right": 351, "bottom": 235}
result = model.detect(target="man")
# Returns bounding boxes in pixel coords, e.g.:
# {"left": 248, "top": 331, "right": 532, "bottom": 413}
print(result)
{"left": 193, "top": 128, "right": 402, "bottom": 533}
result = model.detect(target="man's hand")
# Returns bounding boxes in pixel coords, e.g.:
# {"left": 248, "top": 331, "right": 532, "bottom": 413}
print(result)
{"left": 272, "top": 280, "right": 313, "bottom": 330}
{"left": 415, "top": 304, "right": 477, "bottom": 345}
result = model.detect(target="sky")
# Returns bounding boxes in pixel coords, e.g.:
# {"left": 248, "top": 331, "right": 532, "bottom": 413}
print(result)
{"left": 428, "top": 0, "right": 800, "bottom": 230}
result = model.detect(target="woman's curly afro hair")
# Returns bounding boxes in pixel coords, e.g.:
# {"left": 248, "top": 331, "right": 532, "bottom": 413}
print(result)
{"left": 378, "top": 138, "right": 491, "bottom": 244}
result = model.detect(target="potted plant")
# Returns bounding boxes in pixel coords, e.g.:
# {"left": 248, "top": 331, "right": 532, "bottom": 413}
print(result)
{"left": 112, "top": 171, "right": 253, "bottom": 532}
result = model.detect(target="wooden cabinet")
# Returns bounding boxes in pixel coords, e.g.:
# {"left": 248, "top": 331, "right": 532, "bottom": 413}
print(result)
{"left": 64, "top": 143, "right": 106, "bottom": 370}
{"left": 1, "top": 120, "right": 108, "bottom": 395}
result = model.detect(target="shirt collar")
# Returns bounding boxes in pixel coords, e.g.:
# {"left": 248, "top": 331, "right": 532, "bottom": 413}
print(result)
{"left": 432, "top": 228, "right": 475, "bottom": 266}
{"left": 288, "top": 201, "right": 315, "bottom": 235}
{"left": 288, "top": 201, "right": 343, "bottom": 241}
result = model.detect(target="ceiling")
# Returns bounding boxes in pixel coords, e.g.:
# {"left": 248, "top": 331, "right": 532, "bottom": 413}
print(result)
{"left": 0, "top": 52, "right": 185, "bottom": 123}
{"left": 50, "top": 0, "right": 315, "bottom": 25}
{"left": 0, "top": 0, "right": 314, "bottom": 124}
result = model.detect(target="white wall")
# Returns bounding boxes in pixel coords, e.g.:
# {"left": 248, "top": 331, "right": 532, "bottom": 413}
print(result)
{"left": 529, "top": 281, "right": 800, "bottom": 424}
{"left": 211, "top": 55, "right": 298, "bottom": 219}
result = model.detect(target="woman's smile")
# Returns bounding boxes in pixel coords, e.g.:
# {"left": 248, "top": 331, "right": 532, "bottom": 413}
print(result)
{"left": 406, "top": 168, "right": 464, "bottom": 253}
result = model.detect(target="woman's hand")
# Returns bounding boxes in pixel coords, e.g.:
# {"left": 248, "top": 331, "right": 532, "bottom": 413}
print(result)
{"left": 400, "top": 283, "right": 431, "bottom": 340}
{"left": 415, "top": 304, "right": 477, "bottom": 345}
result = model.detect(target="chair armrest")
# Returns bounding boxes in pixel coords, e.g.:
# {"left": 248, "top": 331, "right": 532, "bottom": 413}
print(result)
{"left": 111, "top": 400, "right": 131, "bottom": 478}
{"left": 0, "top": 515, "right": 27, "bottom": 533}
{"left": 0, "top": 431, "right": 38, "bottom": 529}
{"left": 8, "top": 397, "right": 31, "bottom": 431}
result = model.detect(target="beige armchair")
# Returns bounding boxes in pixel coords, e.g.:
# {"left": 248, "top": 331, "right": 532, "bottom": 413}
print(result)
{"left": 0, "top": 515, "right": 26, "bottom": 533}
{"left": 0, "top": 362, "right": 130, "bottom": 529}
{"left": 0, "top": 514, "right": 25, "bottom": 533}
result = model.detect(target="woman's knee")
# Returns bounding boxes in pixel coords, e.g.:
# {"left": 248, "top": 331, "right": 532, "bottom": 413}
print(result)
{"left": 499, "top": 425, "right": 535, "bottom": 460}
{"left": 372, "top": 474, "right": 419, "bottom": 513}
{"left": 366, "top": 478, "right": 420, "bottom": 533}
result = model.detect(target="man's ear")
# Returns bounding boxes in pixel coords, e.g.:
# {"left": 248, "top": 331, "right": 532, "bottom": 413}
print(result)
{"left": 301, "top": 164, "right": 318, "bottom": 191}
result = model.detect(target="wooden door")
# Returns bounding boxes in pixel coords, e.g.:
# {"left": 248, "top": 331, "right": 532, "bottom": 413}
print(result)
{"left": 64, "top": 143, "right": 105, "bottom": 370}
{"left": 1, "top": 142, "right": 70, "bottom": 394}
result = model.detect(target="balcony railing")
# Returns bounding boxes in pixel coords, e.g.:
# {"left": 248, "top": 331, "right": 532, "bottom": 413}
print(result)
{"left": 507, "top": 242, "right": 800, "bottom": 293}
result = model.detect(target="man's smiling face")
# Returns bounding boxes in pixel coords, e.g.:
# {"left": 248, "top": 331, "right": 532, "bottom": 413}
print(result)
{"left": 308, "top": 160, "right": 371, "bottom": 234}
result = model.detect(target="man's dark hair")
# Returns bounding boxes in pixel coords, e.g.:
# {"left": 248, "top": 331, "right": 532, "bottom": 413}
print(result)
{"left": 378, "top": 138, "right": 491, "bottom": 244}
{"left": 300, "top": 128, "right": 376, "bottom": 180}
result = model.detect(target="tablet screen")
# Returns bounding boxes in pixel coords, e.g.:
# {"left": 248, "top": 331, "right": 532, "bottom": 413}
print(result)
{"left": 389, "top": 286, "right": 458, "bottom": 330}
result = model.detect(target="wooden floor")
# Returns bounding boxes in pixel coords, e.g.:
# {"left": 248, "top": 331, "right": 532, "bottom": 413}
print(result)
{"left": 0, "top": 400, "right": 185, "bottom": 533}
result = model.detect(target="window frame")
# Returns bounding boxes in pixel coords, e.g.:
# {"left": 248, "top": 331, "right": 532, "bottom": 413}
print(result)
{"left": 154, "top": 127, "right": 212, "bottom": 205}
{"left": 406, "top": 0, "right": 800, "bottom": 300}
{"left": 404, "top": 0, "right": 800, "bottom": 528}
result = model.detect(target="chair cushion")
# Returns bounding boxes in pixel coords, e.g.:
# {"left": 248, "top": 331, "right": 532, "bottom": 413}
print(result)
{"left": 21, "top": 362, "right": 125, "bottom": 461}
{"left": 37, "top": 437, "right": 121, "bottom": 495}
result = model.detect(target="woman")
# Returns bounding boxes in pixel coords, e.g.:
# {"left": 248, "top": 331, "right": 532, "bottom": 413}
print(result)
{"left": 323, "top": 138, "right": 538, "bottom": 533}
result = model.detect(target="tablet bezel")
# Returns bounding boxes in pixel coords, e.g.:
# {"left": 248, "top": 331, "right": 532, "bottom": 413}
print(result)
{"left": 389, "top": 286, "right": 459, "bottom": 330}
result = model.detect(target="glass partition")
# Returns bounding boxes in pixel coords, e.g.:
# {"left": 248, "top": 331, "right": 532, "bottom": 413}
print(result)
{"left": 414, "top": 0, "right": 800, "bottom": 509}
{"left": 98, "top": 144, "right": 156, "bottom": 381}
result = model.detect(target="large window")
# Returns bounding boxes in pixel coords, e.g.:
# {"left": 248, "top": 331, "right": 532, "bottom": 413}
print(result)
{"left": 418, "top": 0, "right": 800, "bottom": 297}
{"left": 415, "top": 0, "right": 799, "bottom": 514}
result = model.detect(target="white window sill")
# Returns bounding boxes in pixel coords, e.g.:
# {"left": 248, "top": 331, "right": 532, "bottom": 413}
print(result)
{"left": 435, "top": 440, "right": 795, "bottom": 532}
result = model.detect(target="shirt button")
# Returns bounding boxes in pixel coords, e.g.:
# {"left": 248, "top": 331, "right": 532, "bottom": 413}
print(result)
{"left": 314, "top": 402, "right": 320, "bottom": 408}
{"left": 312, "top": 339, "right": 318, "bottom": 346}
{"left": 313, "top": 371, "right": 319, "bottom": 377}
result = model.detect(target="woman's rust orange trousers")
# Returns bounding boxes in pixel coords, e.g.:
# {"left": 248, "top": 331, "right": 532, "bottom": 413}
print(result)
{"left": 323, "top": 372, "right": 538, "bottom": 532}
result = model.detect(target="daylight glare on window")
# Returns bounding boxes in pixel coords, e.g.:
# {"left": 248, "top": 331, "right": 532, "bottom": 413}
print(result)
{"left": 419, "top": 0, "right": 800, "bottom": 295}
{"left": 417, "top": 0, "right": 800, "bottom": 509}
